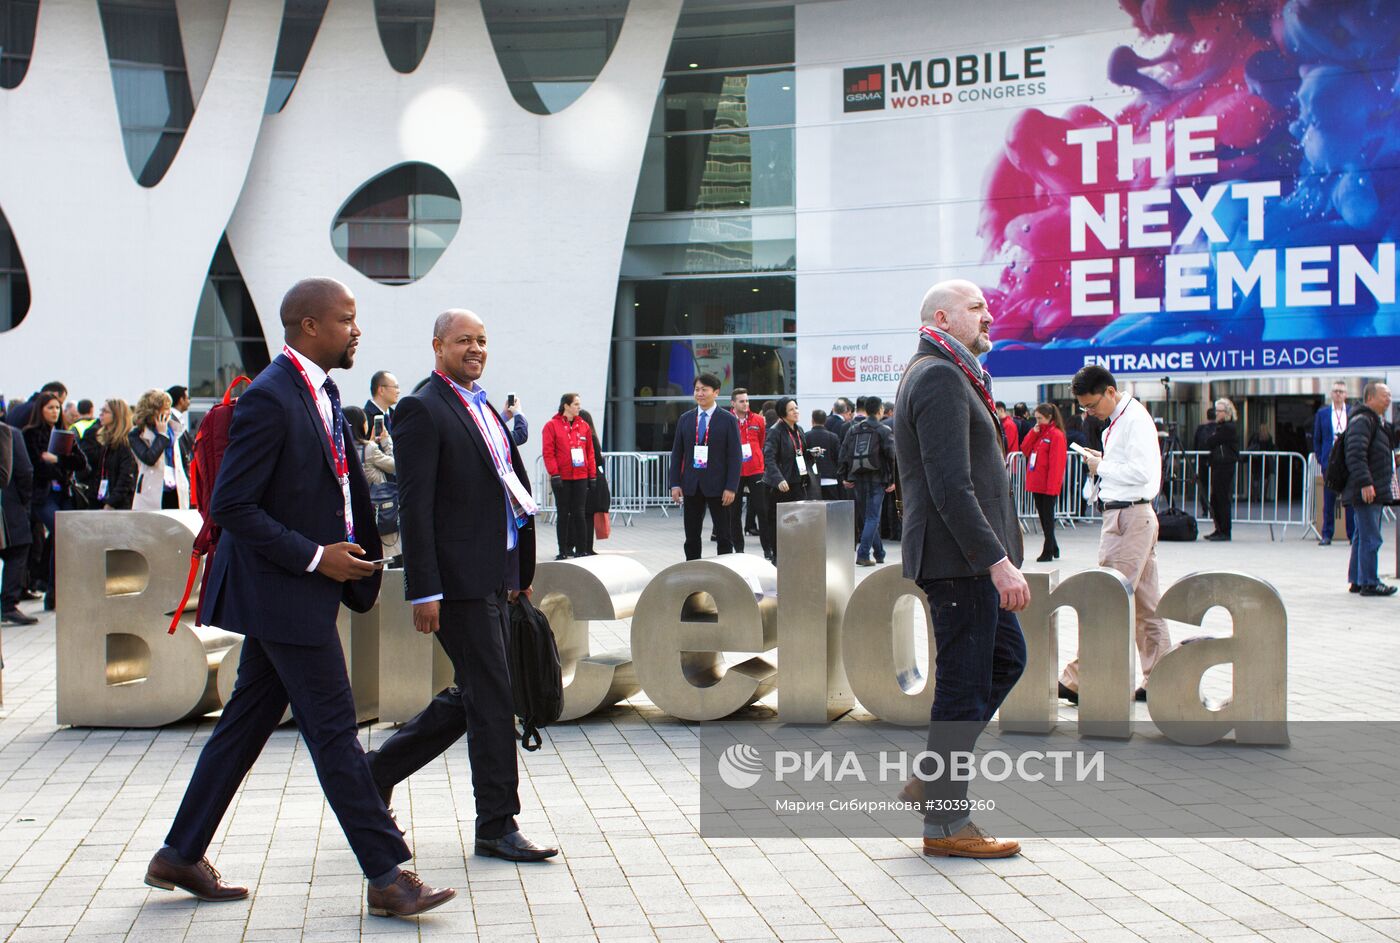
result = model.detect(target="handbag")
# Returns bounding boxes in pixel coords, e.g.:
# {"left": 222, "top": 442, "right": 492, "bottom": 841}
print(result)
{"left": 594, "top": 511, "right": 611, "bottom": 540}
{"left": 361, "top": 445, "right": 400, "bottom": 536}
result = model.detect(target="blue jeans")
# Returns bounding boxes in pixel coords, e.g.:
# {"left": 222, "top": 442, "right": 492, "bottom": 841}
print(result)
{"left": 917, "top": 576, "right": 1027, "bottom": 836}
{"left": 1348, "top": 502, "right": 1385, "bottom": 587}
{"left": 854, "top": 477, "right": 886, "bottom": 562}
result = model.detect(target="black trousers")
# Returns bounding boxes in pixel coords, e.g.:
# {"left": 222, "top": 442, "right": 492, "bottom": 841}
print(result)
{"left": 1, "top": 542, "right": 29, "bottom": 611}
{"left": 728, "top": 474, "right": 771, "bottom": 556}
{"left": 1033, "top": 493, "right": 1058, "bottom": 549}
{"left": 166, "top": 635, "right": 409, "bottom": 877}
{"left": 684, "top": 492, "right": 732, "bottom": 560}
{"left": 765, "top": 484, "right": 803, "bottom": 562}
{"left": 369, "top": 592, "right": 521, "bottom": 840}
{"left": 552, "top": 477, "right": 589, "bottom": 557}
{"left": 1209, "top": 463, "right": 1234, "bottom": 535}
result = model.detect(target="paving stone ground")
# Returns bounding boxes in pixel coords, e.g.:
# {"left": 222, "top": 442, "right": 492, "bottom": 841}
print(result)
{"left": 1, "top": 508, "right": 1399, "bottom": 942}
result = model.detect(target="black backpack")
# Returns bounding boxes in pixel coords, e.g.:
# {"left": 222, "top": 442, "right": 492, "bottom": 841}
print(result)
{"left": 507, "top": 594, "right": 564, "bottom": 751}
{"left": 849, "top": 421, "right": 883, "bottom": 474}
{"left": 1324, "top": 415, "right": 1378, "bottom": 494}
{"left": 1157, "top": 505, "right": 1197, "bottom": 541}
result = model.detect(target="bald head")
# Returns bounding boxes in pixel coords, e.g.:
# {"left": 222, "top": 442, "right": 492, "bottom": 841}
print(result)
{"left": 919, "top": 279, "right": 992, "bottom": 354}
{"left": 433, "top": 308, "right": 484, "bottom": 340}
{"left": 281, "top": 277, "right": 353, "bottom": 336}
{"left": 280, "top": 277, "right": 359, "bottom": 371}
{"left": 433, "top": 308, "right": 490, "bottom": 387}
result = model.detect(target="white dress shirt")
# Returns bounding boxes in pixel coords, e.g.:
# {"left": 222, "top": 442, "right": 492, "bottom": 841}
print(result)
{"left": 1333, "top": 405, "right": 1347, "bottom": 437}
{"left": 1095, "top": 396, "right": 1161, "bottom": 503}
{"left": 283, "top": 346, "right": 354, "bottom": 573}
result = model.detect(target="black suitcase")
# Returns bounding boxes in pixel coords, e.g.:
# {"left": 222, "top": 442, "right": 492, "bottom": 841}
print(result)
{"left": 1157, "top": 505, "right": 1198, "bottom": 541}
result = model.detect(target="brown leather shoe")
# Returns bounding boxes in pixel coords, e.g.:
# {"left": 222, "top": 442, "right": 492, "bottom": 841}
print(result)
{"left": 144, "top": 849, "right": 248, "bottom": 901}
{"left": 366, "top": 870, "right": 455, "bottom": 918}
{"left": 922, "top": 822, "right": 1021, "bottom": 859}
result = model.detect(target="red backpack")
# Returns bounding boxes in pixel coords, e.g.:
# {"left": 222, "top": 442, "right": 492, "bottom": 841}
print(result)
{"left": 167, "top": 376, "right": 251, "bottom": 633}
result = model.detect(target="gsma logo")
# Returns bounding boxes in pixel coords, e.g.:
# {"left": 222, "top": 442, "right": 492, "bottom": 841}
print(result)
{"left": 832, "top": 356, "right": 857, "bottom": 383}
{"left": 843, "top": 65, "right": 885, "bottom": 112}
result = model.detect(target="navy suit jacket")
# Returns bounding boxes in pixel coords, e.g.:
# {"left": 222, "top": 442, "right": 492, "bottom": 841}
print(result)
{"left": 1313, "top": 405, "right": 1346, "bottom": 468}
{"left": 396, "top": 375, "right": 535, "bottom": 602}
{"left": 669, "top": 406, "right": 743, "bottom": 497}
{"left": 200, "top": 354, "right": 382, "bottom": 644}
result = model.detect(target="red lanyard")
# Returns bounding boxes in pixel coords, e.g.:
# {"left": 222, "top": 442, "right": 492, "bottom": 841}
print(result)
{"left": 283, "top": 345, "right": 347, "bottom": 478}
{"left": 918, "top": 327, "right": 998, "bottom": 424}
{"left": 1103, "top": 399, "right": 1130, "bottom": 444}
{"left": 696, "top": 408, "right": 712, "bottom": 445}
{"left": 785, "top": 423, "right": 804, "bottom": 454}
{"left": 435, "top": 371, "right": 514, "bottom": 476}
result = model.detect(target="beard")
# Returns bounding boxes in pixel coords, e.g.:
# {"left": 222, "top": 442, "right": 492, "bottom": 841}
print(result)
{"left": 338, "top": 344, "right": 355, "bottom": 370}
{"left": 970, "top": 332, "right": 992, "bottom": 355}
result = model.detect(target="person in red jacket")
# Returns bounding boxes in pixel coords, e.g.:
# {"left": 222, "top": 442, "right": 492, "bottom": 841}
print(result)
{"left": 728, "top": 389, "right": 771, "bottom": 559}
{"left": 996, "top": 401, "right": 1020, "bottom": 452}
{"left": 1021, "top": 402, "right": 1067, "bottom": 562}
{"left": 542, "top": 393, "right": 596, "bottom": 559}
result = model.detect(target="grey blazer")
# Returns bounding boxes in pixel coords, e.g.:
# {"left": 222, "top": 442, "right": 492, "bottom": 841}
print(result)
{"left": 895, "top": 338, "right": 1022, "bottom": 580}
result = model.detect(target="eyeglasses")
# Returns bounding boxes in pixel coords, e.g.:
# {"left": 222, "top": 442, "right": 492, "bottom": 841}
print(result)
{"left": 1078, "top": 395, "right": 1104, "bottom": 414}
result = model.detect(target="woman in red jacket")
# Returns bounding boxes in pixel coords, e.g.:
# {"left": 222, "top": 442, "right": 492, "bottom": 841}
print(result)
{"left": 1021, "top": 402, "right": 1068, "bottom": 562}
{"left": 542, "top": 393, "right": 597, "bottom": 559}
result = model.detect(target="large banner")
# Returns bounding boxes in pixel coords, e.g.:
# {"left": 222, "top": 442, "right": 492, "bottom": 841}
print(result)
{"left": 797, "top": 0, "right": 1400, "bottom": 389}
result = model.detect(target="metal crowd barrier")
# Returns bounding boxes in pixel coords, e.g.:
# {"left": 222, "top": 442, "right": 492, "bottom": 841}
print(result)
{"left": 532, "top": 452, "right": 671, "bottom": 527}
{"left": 1011, "top": 448, "right": 1316, "bottom": 540}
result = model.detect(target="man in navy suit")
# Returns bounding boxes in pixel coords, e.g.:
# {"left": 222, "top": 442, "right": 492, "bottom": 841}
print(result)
{"left": 1313, "top": 380, "right": 1354, "bottom": 545}
{"left": 670, "top": 372, "right": 743, "bottom": 560}
{"left": 364, "top": 309, "right": 557, "bottom": 863}
{"left": 145, "top": 278, "right": 454, "bottom": 918}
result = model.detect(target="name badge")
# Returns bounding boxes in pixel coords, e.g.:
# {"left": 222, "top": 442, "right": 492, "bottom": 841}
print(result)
{"left": 571, "top": 446, "right": 585, "bottom": 467}
{"left": 163, "top": 465, "right": 177, "bottom": 489}
{"left": 795, "top": 453, "right": 808, "bottom": 476}
{"left": 693, "top": 445, "right": 710, "bottom": 468}
{"left": 1029, "top": 451, "right": 1038, "bottom": 470}
{"left": 741, "top": 442, "right": 753, "bottom": 461}
{"left": 502, "top": 469, "right": 541, "bottom": 518}
{"left": 98, "top": 479, "right": 109, "bottom": 501}
{"left": 339, "top": 474, "right": 354, "bottom": 541}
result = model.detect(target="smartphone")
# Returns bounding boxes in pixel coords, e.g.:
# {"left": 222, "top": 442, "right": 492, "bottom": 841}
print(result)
{"left": 1070, "top": 442, "right": 1094, "bottom": 457}
{"left": 362, "top": 557, "right": 392, "bottom": 567}
{"left": 506, "top": 393, "right": 517, "bottom": 408}
{"left": 373, "top": 414, "right": 385, "bottom": 437}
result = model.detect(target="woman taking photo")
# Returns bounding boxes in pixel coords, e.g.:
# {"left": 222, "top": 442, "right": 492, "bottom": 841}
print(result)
{"left": 344, "top": 405, "right": 400, "bottom": 562}
{"left": 1020, "top": 402, "right": 1068, "bottom": 561}
{"left": 23, "top": 390, "right": 89, "bottom": 609}
{"left": 1205, "top": 397, "right": 1239, "bottom": 541}
{"left": 79, "top": 399, "right": 138, "bottom": 510}
{"left": 130, "top": 389, "right": 190, "bottom": 510}
{"left": 762, "top": 396, "right": 810, "bottom": 564}
{"left": 542, "top": 393, "right": 596, "bottom": 559}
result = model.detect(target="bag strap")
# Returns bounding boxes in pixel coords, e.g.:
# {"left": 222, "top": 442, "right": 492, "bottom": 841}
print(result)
{"left": 518, "top": 722, "right": 543, "bottom": 752}
{"left": 222, "top": 375, "right": 252, "bottom": 406}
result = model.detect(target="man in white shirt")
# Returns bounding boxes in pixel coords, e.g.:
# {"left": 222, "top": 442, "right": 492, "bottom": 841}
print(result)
{"left": 1059, "top": 364, "right": 1172, "bottom": 703}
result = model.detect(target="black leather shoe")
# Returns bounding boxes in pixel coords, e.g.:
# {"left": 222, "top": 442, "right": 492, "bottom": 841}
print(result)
{"left": 1036, "top": 548, "right": 1054, "bottom": 562}
{"left": 1134, "top": 687, "right": 1147, "bottom": 702}
{"left": 1318, "top": 538, "right": 1332, "bottom": 546}
{"left": 1058, "top": 682, "right": 1078, "bottom": 704}
{"left": 1350, "top": 583, "right": 1362, "bottom": 593}
{"left": 2, "top": 609, "right": 38, "bottom": 625}
{"left": 1204, "top": 532, "right": 1230, "bottom": 541}
{"left": 474, "top": 831, "right": 558, "bottom": 862}
{"left": 553, "top": 553, "right": 570, "bottom": 561}
{"left": 1360, "top": 583, "right": 1398, "bottom": 597}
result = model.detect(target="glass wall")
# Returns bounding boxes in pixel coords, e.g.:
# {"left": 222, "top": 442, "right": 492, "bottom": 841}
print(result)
{"left": 0, "top": 208, "right": 29, "bottom": 333}
{"left": 266, "top": 0, "right": 329, "bottom": 113}
{"left": 97, "top": 0, "right": 195, "bottom": 187}
{"left": 608, "top": 4, "right": 795, "bottom": 451}
{"left": 374, "top": 0, "right": 433, "bottom": 73}
{"left": 189, "top": 237, "right": 269, "bottom": 400}
{"left": 331, "top": 163, "right": 461, "bottom": 285}
{"left": 482, "top": 0, "right": 627, "bottom": 114}
{"left": 0, "top": 0, "right": 38, "bottom": 89}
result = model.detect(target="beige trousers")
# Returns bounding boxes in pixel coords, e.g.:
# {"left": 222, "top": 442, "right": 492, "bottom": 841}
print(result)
{"left": 1060, "top": 503, "right": 1173, "bottom": 691}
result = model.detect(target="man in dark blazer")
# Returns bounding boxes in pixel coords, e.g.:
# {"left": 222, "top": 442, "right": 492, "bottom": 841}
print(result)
{"left": 669, "top": 372, "right": 742, "bottom": 560}
{"left": 1, "top": 425, "right": 36, "bottom": 625}
{"left": 365, "top": 309, "right": 557, "bottom": 863}
{"left": 895, "top": 279, "right": 1028, "bottom": 860}
{"left": 146, "top": 278, "right": 453, "bottom": 919}
{"left": 1312, "top": 380, "right": 1353, "bottom": 544}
